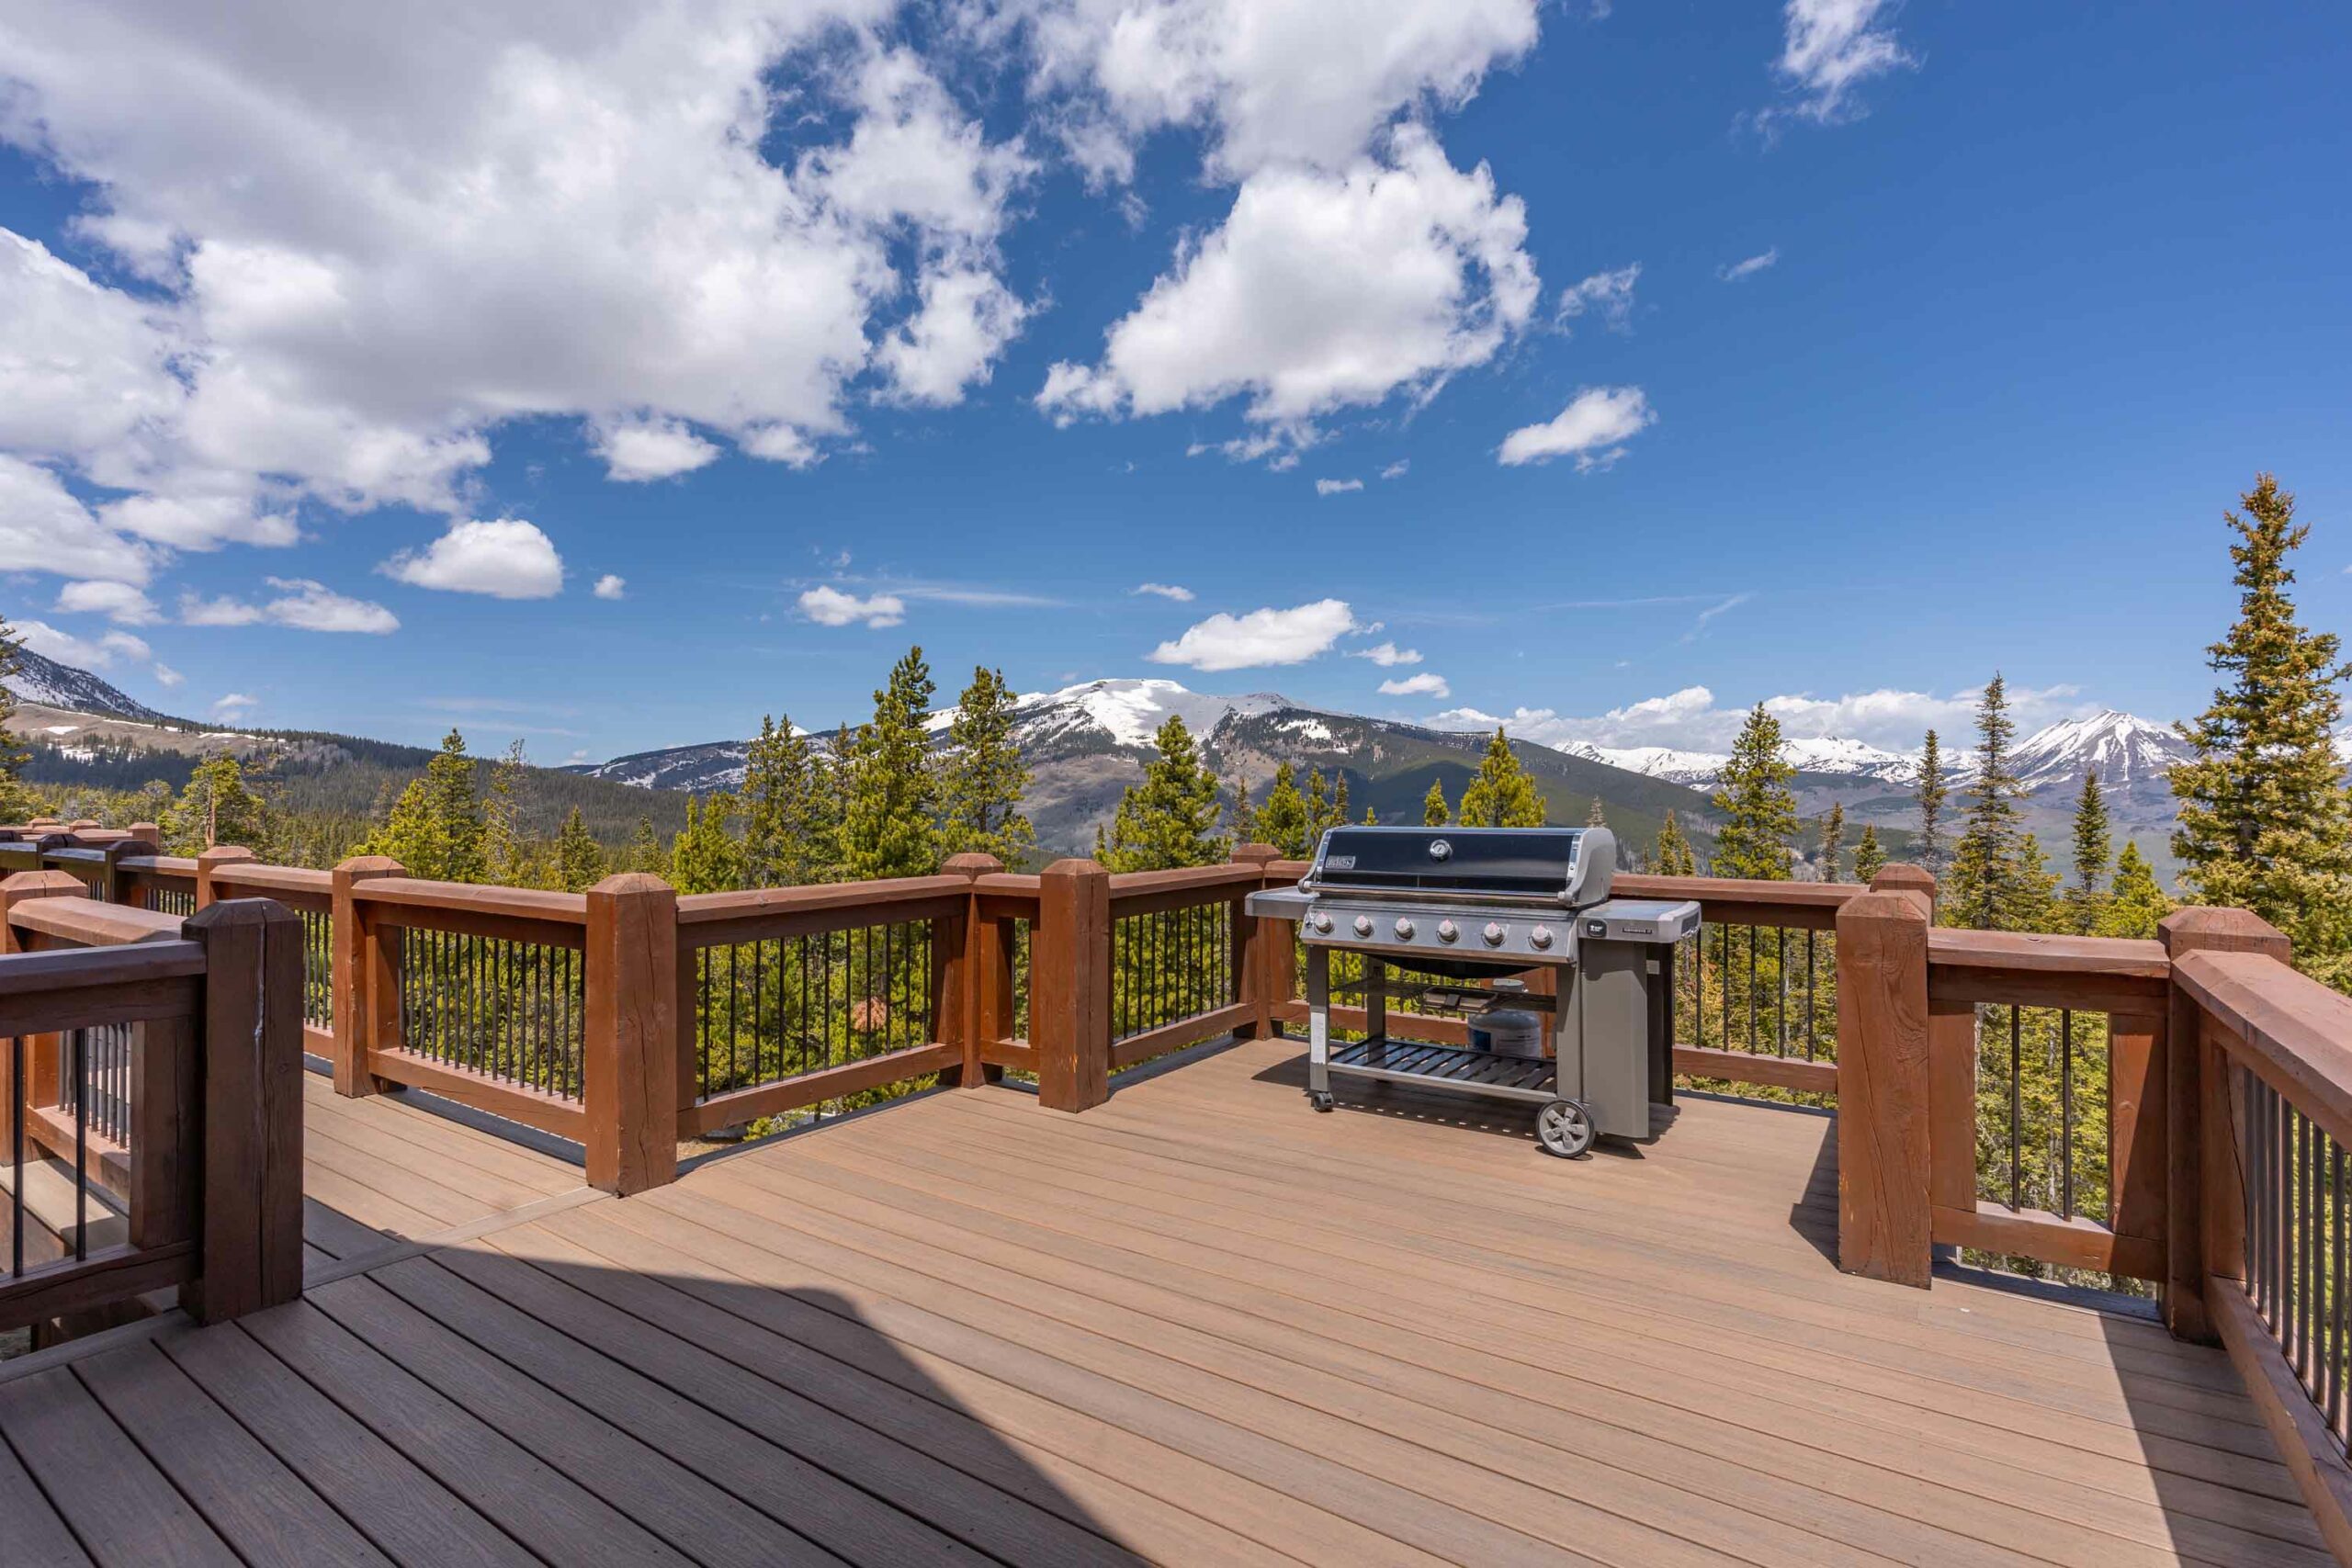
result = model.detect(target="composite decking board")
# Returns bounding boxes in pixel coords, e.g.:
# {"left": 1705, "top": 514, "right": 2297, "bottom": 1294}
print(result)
{"left": 160, "top": 1320, "right": 539, "bottom": 1568}
{"left": 300, "top": 1272, "right": 839, "bottom": 1568}
{"left": 300, "top": 1077, "right": 580, "bottom": 1196}
{"left": 0, "top": 1404, "right": 94, "bottom": 1566}
{"left": 237, "top": 1299, "right": 697, "bottom": 1568}
{"left": 955, "top": 1084, "right": 2251, "bottom": 1397}
{"left": 887, "top": 1114, "right": 2309, "bottom": 1512}
{"left": 299, "top": 1121, "right": 521, "bottom": 1228}
{"left": 301, "top": 1194, "right": 394, "bottom": 1261}
{"left": 71, "top": 1339, "right": 391, "bottom": 1568}
{"left": 294, "top": 1158, "right": 450, "bottom": 1247}
{"left": 955, "top": 1083, "right": 2266, "bottom": 1415}
{"left": 359, "top": 1252, "right": 1017, "bottom": 1568}
{"left": 407, "top": 1243, "right": 1147, "bottom": 1568}
{"left": 795, "top": 1107, "right": 2326, "bottom": 1564}
{"left": 483, "top": 1215, "right": 1322, "bottom": 1568}
{"left": 642, "top": 1168, "right": 1741, "bottom": 1568}
{"left": 0, "top": 1365, "right": 237, "bottom": 1566}
{"left": 731, "top": 1133, "right": 2047, "bottom": 1568}
{"left": 300, "top": 1100, "right": 572, "bottom": 1215}
{"left": 527, "top": 1201, "right": 1453, "bottom": 1568}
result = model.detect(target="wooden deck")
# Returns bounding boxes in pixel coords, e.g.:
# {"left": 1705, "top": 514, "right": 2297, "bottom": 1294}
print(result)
{"left": 0, "top": 1037, "right": 2326, "bottom": 1565}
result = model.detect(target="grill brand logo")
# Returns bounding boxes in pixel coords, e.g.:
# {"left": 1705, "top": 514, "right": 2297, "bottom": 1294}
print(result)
{"left": 1429, "top": 840, "right": 1453, "bottom": 863}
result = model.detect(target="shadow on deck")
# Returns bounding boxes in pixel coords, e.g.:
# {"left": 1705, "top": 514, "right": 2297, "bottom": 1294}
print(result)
{"left": 0, "top": 1036, "right": 2327, "bottom": 1565}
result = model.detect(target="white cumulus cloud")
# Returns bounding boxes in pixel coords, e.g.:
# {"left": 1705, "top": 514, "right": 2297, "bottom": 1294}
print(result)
{"left": 1131, "top": 582, "right": 1194, "bottom": 601}
{"left": 1719, "top": 248, "right": 1780, "bottom": 282}
{"left": 1498, "top": 386, "right": 1656, "bottom": 469}
{"left": 593, "top": 574, "right": 627, "bottom": 601}
{"left": 1349, "top": 641, "right": 1421, "bottom": 667}
{"left": 797, "top": 585, "right": 906, "bottom": 627}
{"left": 14, "top": 620, "right": 151, "bottom": 671}
{"left": 0, "top": 455, "right": 155, "bottom": 583}
{"left": 1379, "top": 671, "right": 1450, "bottom": 698}
{"left": 210, "top": 693, "right": 257, "bottom": 718}
{"left": 1428, "top": 681, "right": 2095, "bottom": 755}
{"left": 180, "top": 578, "right": 399, "bottom": 635}
{"left": 1380, "top": 459, "right": 1409, "bottom": 479}
{"left": 1555, "top": 262, "right": 1639, "bottom": 331}
{"left": 592, "top": 419, "right": 720, "bottom": 483}
{"left": 1038, "top": 127, "right": 1537, "bottom": 431}
{"left": 1147, "top": 597, "right": 1359, "bottom": 671}
{"left": 381, "top": 519, "right": 564, "bottom": 600}
{"left": 56, "top": 580, "right": 161, "bottom": 625}
{"left": 1315, "top": 478, "right": 1363, "bottom": 496}
{"left": 1766, "top": 0, "right": 1916, "bottom": 127}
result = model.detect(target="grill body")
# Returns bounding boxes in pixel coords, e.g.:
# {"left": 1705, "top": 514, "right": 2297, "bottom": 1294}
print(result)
{"left": 1247, "top": 826, "right": 1697, "bottom": 1154}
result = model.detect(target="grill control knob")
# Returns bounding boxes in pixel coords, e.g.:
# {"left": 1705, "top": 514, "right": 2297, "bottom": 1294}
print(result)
{"left": 1310, "top": 911, "right": 1333, "bottom": 933}
{"left": 1353, "top": 914, "right": 1374, "bottom": 937}
{"left": 1393, "top": 917, "right": 1416, "bottom": 941}
{"left": 1483, "top": 921, "right": 1506, "bottom": 946}
{"left": 1436, "top": 919, "right": 1459, "bottom": 943}
{"left": 1530, "top": 924, "right": 1555, "bottom": 951}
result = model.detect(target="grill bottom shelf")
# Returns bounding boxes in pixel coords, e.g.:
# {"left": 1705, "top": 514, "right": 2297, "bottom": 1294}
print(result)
{"left": 1326, "top": 1039, "right": 1557, "bottom": 1103}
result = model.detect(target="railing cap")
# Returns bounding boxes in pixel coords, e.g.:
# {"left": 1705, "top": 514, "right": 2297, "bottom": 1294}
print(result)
{"left": 587, "top": 872, "right": 676, "bottom": 898}
{"left": 1041, "top": 857, "right": 1108, "bottom": 881}
{"left": 1869, "top": 863, "right": 1936, "bottom": 900}
{"left": 0, "top": 869, "right": 84, "bottom": 900}
{"left": 333, "top": 854, "right": 405, "bottom": 881}
{"left": 941, "top": 852, "right": 1005, "bottom": 879}
{"left": 197, "top": 844, "right": 258, "bottom": 866}
{"left": 1229, "top": 841, "right": 1280, "bottom": 868}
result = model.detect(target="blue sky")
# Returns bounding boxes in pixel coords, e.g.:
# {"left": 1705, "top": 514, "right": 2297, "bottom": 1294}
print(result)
{"left": 3, "top": 2, "right": 2347, "bottom": 763}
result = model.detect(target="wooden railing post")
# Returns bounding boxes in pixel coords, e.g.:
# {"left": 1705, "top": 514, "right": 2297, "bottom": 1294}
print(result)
{"left": 1836, "top": 885, "right": 1934, "bottom": 1287}
{"left": 1, "top": 871, "right": 85, "bottom": 1119}
{"left": 183, "top": 898, "right": 305, "bottom": 1323}
{"left": 584, "top": 874, "right": 679, "bottom": 1195}
{"left": 1035, "top": 858, "right": 1112, "bottom": 1112}
{"left": 940, "top": 853, "right": 1004, "bottom": 1088}
{"left": 1869, "top": 862, "right": 1936, "bottom": 915}
{"left": 194, "top": 845, "right": 256, "bottom": 909}
{"left": 1228, "top": 843, "right": 1279, "bottom": 1039}
{"left": 2161, "top": 906, "right": 2291, "bottom": 1344}
{"left": 330, "top": 856, "right": 403, "bottom": 1098}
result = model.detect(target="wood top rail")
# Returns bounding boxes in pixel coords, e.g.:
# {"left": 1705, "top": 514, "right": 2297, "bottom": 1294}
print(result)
{"left": 675, "top": 874, "right": 970, "bottom": 926}
{"left": 206, "top": 863, "right": 332, "bottom": 897}
{"left": 2176, "top": 947, "right": 2352, "bottom": 1155}
{"left": 116, "top": 854, "right": 198, "bottom": 875}
{"left": 1926, "top": 928, "right": 2171, "bottom": 1012}
{"left": 353, "top": 876, "right": 590, "bottom": 924}
{"left": 6, "top": 896, "right": 184, "bottom": 950}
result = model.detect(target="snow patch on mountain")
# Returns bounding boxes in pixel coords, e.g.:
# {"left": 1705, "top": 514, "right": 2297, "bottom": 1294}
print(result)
{"left": 1004, "top": 678, "right": 1293, "bottom": 751}
{"left": 2, "top": 647, "right": 167, "bottom": 722}
{"left": 2007, "top": 709, "right": 2191, "bottom": 790}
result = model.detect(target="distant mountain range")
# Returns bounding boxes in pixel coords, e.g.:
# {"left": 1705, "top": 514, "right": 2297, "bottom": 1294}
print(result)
{"left": 4, "top": 648, "right": 2203, "bottom": 874}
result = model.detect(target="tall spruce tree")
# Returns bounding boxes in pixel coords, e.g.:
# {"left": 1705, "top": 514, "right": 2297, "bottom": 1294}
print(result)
{"left": 1456, "top": 729, "right": 1546, "bottom": 828}
{"left": 0, "top": 615, "right": 32, "bottom": 819}
{"left": 1710, "top": 705, "right": 1799, "bottom": 879}
{"left": 1421, "top": 779, "right": 1450, "bottom": 827}
{"left": 839, "top": 647, "right": 938, "bottom": 881}
{"left": 554, "top": 807, "right": 606, "bottom": 892}
{"left": 626, "top": 815, "right": 667, "bottom": 877}
{"left": 366, "top": 780, "right": 443, "bottom": 875}
{"left": 164, "top": 755, "right": 271, "bottom": 854}
{"left": 1584, "top": 795, "right": 1607, "bottom": 828}
{"left": 2067, "top": 769, "right": 2112, "bottom": 935}
{"left": 1304, "top": 768, "right": 1330, "bottom": 842}
{"left": 1818, "top": 801, "right": 1846, "bottom": 882}
{"left": 1916, "top": 729, "right": 1948, "bottom": 876}
{"left": 741, "top": 715, "right": 832, "bottom": 886}
{"left": 1099, "top": 714, "right": 1227, "bottom": 871}
{"left": 1946, "top": 675, "right": 2035, "bottom": 930}
{"left": 669, "top": 793, "right": 745, "bottom": 894}
{"left": 1852, "top": 823, "right": 1887, "bottom": 883}
{"left": 482, "top": 739, "right": 529, "bottom": 885}
{"left": 1654, "top": 809, "right": 1697, "bottom": 876}
{"left": 2098, "top": 841, "right": 2173, "bottom": 941}
{"left": 1255, "top": 762, "right": 1311, "bottom": 857}
{"left": 423, "top": 728, "right": 489, "bottom": 883}
{"left": 939, "top": 666, "right": 1034, "bottom": 866}
{"left": 1224, "top": 773, "right": 1258, "bottom": 844}
{"left": 2171, "top": 474, "right": 2352, "bottom": 965}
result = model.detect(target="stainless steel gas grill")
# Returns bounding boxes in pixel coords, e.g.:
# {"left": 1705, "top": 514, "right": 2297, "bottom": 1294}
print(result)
{"left": 1245, "top": 825, "right": 1698, "bottom": 1157}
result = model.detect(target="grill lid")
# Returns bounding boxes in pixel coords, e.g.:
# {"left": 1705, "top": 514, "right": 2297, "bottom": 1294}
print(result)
{"left": 1302, "top": 826, "right": 1616, "bottom": 906}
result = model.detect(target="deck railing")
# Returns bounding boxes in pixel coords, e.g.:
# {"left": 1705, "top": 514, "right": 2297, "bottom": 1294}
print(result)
{"left": 0, "top": 869, "right": 304, "bottom": 1343}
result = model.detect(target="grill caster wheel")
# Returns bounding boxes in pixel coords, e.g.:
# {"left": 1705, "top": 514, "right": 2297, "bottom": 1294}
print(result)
{"left": 1537, "top": 1098, "right": 1595, "bottom": 1158}
{"left": 1309, "top": 1089, "right": 1335, "bottom": 1112}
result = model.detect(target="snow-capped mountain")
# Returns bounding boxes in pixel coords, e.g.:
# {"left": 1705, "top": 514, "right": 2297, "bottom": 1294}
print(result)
{"left": 1562, "top": 735, "right": 1913, "bottom": 791}
{"left": 1559, "top": 742, "right": 1725, "bottom": 787}
{"left": 3, "top": 647, "right": 166, "bottom": 722}
{"left": 2007, "top": 709, "right": 2192, "bottom": 792}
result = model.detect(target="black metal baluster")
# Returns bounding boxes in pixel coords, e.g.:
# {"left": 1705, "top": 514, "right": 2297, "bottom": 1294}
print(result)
{"left": 2335, "top": 1140, "right": 2348, "bottom": 1444}
{"left": 1775, "top": 927, "right": 1787, "bottom": 1056}
{"left": 12, "top": 1030, "right": 24, "bottom": 1278}
{"left": 2008, "top": 1005, "right": 2023, "bottom": 1212}
{"left": 2060, "top": 1010, "right": 2075, "bottom": 1221}
{"left": 1746, "top": 927, "right": 1757, "bottom": 1053}
{"left": 1805, "top": 930, "right": 1816, "bottom": 1060}
{"left": 73, "top": 1027, "right": 87, "bottom": 1261}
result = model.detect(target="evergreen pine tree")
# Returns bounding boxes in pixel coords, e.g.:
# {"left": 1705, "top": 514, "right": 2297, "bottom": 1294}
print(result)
{"left": 1329, "top": 773, "right": 1351, "bottom": 836}
{"left": 1362, "top": 805, "right": 1377, "bottom": 824}
{"left": 839, "top": 647, "right": 938, "bottom": 881}
{"left": 423, "top": 728, "right": 489, "bottom": 883}
{"left": 1818, "top": 801, "right": 1846, "bottom": 882}
{"left": 0, "top": 615, "right": 33, "bottom": 820}
{"left": 1421, "top": 778, "right": 1450, "bottom": 827}
{"left": 366, "top": 780, "right": 444, "bottom": 876}
{"left": 2098, "top": 841, "right": 2173, "bottom": 940}
{"left": 1945, "top": 675, "right": 2035, "bottom": 930}
{"left": 482, "top": 739, "right": 529, "bottom": 884}
{"left": 2171, "top": 474, "right": 2352, "bottom": 964}
{"left": 741, "top": 716, "right": 831, "bottom": 886}
{"left": 2067, "top": 769, "right": 2112, "bottom": 935}
{"left": 1456, "top": 730, "right": 1546, "bottom": 828}
{"left": 1224, "top": 773, "right": 1258, "bottom": 844}
{"left": 1709, "top": 705, "right": 1799, "bottom": 879}
{"left": 1255, "top": 762, "right": 1312, "bottom": 857}
{"left": 164, "top": 755, "right": 272, "bottom": 854}
{"left": 1585, "top": 795, "right": 1607, "bottom": 828}
{"left": 1099, "top": 715, "right": 1227, "bottom": 871}
{"left": 1852, "top": 823, "right": 1887, "bottom": 883}
{"left": 669, "top": 793, "right": 745, "bottom": 894}
{"left": 939, "top": 666, "right": 1034, "bottom": 866}
{"left": 1654, "top": 810, "right": 1697, "bottom": 876}
{"left": 1916, "top": 729, "right": 1948, "bottom": 875}
{"left": 626, "top": 815, "right": 667, "bottom": 877}
{"left": 554, "top": 807, "right": 606, "bottom": 892}
{"left": 1304, "top": 768, "right": 1330, "bottom": 843}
